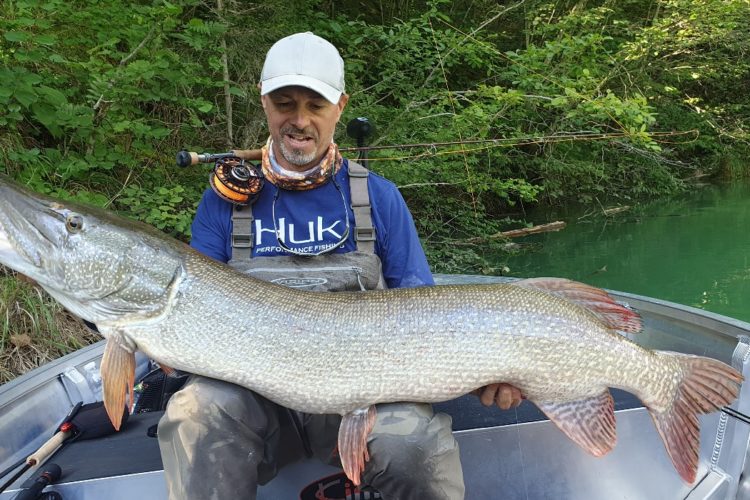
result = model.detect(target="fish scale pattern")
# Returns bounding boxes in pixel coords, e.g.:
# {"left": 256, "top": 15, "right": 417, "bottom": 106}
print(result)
{"left": 133, "top": 255, "right": 659, "bottom": 415}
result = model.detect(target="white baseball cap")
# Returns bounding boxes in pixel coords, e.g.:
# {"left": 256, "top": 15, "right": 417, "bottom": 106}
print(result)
{"left": 260, "top": 32, "right": 345, "bottom": 104}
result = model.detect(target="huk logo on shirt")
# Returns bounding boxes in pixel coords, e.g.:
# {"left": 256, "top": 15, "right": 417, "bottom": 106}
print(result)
{"left": 254, "top": 216, "right": 344, "bottom": 254}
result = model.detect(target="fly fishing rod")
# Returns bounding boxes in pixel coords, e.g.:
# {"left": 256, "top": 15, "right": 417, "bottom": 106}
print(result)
{"left": 176, "top": 117, "right": 375, "bottom": 205}
{"left": 0, "top": 402, "right": 80, "bottom": 495}
{"left": 0, "top": 400, "right": 129, "bottom": 496}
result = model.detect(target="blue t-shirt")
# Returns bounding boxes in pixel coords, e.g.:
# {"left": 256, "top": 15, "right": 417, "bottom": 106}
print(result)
{"left": 190, "top": 159, "right": 434, "bottom": 289}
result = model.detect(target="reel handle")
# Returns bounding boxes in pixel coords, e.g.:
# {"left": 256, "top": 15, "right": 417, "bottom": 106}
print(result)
{"left": 176, "top": 149, "right": 262, "bottom": 168}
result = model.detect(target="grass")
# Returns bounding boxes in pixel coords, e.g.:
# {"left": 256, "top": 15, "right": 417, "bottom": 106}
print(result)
{"left": 0, "top": 265, "right": 100, "bottom": 384}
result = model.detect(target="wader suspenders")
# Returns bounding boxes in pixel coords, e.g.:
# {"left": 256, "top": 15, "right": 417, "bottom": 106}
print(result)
{"left": 230, "top": 204, "right": 254, "bottom": 262}
{"left": 347, "top": 160, "right": 376, "bottom": 254}
{"left": 230, "top": 160, "right": 376, "bottom": 260}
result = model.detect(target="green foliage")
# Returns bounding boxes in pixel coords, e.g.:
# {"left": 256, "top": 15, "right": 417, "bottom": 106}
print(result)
{"left": 0, "top": 0, "right": 297, "bottom": 229}
{"left": 116, "top": 183, "right": 202, "bottom": 237}
{"left": 0, "top": 0, "right": 748, "bottom": 274}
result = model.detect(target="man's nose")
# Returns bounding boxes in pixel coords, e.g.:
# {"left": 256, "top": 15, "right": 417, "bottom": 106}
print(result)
{"left": 289, "top": 107, "right": 312, "bottom": 129}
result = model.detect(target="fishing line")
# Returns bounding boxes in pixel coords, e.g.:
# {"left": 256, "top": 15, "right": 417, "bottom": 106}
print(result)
{"left": 431, "top": 16, "right": 636, "bottom": 136}
{"left": 512, "top": 404, "right": 531, "bottom": 500}
{"left": 357, "top": 9, "right": 686, "bottom": 154}
{"left": 270, "top": 168, "right": 351, "bottom": 257}
{"left": 339, "top": 130, "right": 698, "bottom": 163}
{"left": 720, "top": 406, "right": 750, "bottom": 426}
{"left": 427, "top": 16, "right": 478, "bottom": 214}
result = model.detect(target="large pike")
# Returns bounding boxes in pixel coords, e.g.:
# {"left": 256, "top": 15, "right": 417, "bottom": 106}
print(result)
{"left": 0, "top": 175, "right": 742, "bottom": 485}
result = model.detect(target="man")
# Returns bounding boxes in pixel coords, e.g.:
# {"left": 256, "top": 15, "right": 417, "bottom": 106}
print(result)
{"left": 158, "top": 32, "right": 522, "bottom": 500}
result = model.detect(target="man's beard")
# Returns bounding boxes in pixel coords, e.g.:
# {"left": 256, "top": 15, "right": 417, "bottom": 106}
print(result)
{"left": 277, "top": 126, "right": 332, "bottom": 167}
{"left": 279, "top": 140, "right": 318, "bottom": 166}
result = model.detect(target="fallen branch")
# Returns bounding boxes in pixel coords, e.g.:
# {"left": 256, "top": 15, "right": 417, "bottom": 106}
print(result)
{"left": 463, "top": 221, "right": 566, "bottom": 243}
{"left": 495, "top": 221, "right": 566, "bottom": 238}
{"left": 602, "top": 205, "right": 630, "bottom": 216}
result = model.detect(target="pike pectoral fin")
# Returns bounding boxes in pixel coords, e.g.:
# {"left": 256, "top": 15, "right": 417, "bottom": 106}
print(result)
{"left": 101, "top": 338, "right": 135, "bottom": 431}
{"left": 536, "top": 390, "right": 617, "bottom": 457}
{"left": 338, "top": 406, "right": 377, "bottom": 486}
{"left": 649, "top": 352, "right": 743, "bottom": 483}
{"left": 517, "top": 278, "right": 642, "bottom": 334}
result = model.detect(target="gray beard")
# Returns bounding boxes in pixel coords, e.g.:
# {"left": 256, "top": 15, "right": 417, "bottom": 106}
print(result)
{"left": 279, "top": 140, "right": 318, "bottom": 166}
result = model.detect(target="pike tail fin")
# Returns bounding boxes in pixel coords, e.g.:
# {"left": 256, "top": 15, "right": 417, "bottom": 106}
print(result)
{"left": 101, "top": 338, "right": 135, "bottom": 431}
{"left": 338, "top": 406, "right": 377, "bottom": 486}
{"left": 648, "top": 352, "right": 743, "bottom": 483}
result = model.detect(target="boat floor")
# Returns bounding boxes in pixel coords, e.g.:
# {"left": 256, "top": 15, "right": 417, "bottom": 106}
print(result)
{"left": 8, "top": 391, "right": 646, "bottom": 496}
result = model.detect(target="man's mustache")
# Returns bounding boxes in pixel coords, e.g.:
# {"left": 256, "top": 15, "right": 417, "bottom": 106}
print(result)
{"left": 280, "top": 126, "right": 318, "bottom": 140}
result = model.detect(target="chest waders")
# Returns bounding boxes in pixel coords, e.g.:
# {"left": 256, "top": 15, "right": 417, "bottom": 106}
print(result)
{"left": 228, "top": 161, "right": 386, "bottom": 292}
{"left": 228, "top": 160, "right": 386, "bottom": 457}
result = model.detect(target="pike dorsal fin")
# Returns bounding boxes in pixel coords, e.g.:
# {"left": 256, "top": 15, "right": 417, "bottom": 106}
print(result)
{"left": 516, "top": 278, "right": 642, "bottom": 334}
{"left": 536, "top": 390, "right": 617, "bottom": 457}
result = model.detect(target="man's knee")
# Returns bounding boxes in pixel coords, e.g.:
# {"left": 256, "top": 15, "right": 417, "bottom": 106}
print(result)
{"left": 158, "top": 376, "right": 283, "bottom": 499}
{"left": 160, "top": 375, "right": 272, "bottom": 439}
{"left": 364, "top": 403, "right": 463, "bottom": 491}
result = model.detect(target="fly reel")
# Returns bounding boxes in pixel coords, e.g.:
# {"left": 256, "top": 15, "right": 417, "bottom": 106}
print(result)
{"left": 176, "top": 149, "right": 264, "bottom": 206}
{"left": 209, "top": 157, "right": 264, "bottom": 205}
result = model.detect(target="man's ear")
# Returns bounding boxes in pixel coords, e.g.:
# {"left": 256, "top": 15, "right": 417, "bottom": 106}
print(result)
{"left": 336, "top": 94, "right": 350, "bottom": 119}
{"left": 258, "top": 83, "right": 267, "bottom": 110}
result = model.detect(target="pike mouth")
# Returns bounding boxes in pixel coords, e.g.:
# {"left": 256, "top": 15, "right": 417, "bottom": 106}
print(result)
{"left": 0, "top": 192, "right": 59, "bottom": 274}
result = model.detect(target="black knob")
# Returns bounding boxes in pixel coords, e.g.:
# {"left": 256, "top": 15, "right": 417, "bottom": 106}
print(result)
{"left": 346, "top": 117, "right": 374, "bottom": 146}
{"left": 176, "top": 150, "right": 192, "bottom": 168}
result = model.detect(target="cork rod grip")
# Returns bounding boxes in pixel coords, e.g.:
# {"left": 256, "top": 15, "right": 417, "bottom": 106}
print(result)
{"left": 231, "top": 149, "right": 263, "bottom": 161}
{"left": 26, "top": 430, "right": 71, "bottom": 466}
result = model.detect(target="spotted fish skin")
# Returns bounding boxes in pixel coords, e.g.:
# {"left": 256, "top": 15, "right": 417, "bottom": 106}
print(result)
{"left": 0, "top": 175, "right": 742, "bottom": 484}
{"left": 137, "top": 261, "right": 643, "bottom": 415}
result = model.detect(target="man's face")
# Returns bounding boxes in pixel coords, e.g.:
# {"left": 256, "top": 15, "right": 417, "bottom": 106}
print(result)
{"left": 261, "top": 86, "right": 349, "bottom": 172}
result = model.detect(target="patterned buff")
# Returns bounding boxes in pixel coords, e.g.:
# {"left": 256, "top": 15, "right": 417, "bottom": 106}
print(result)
{"left": 261, "top": 138, "right": 343, "bottom": 191}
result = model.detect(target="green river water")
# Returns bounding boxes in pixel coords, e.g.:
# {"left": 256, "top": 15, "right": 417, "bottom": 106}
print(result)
{"left": 503, "top": 180, "right": 750, "bottom": 324}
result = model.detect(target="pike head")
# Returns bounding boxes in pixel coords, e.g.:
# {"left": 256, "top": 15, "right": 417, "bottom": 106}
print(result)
{"left": 0, "top": 175, "right": 184, "bottom": 328}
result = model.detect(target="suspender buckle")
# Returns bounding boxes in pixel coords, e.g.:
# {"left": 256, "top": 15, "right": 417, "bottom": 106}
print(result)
{"left": 355, "top": 227, "right": 376, "bottom": 242}
{"left": 348, "top": 168, "right": 368, "bottom": 178}
{"left": 232, "top": 233, "right": 253, "bottom": 248}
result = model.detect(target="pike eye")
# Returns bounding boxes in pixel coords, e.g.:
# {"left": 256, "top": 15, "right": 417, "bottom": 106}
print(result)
{"left": 65, "top": 214, "right": 84, "bottom": 233}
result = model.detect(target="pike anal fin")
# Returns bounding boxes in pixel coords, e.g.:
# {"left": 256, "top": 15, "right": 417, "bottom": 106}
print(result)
{"left": 101, "top": 338, "right": 135, "bottom": 431}
{"left": 536, "top": 390, "right": 617, "bottom": 458}
{"left": 338, "top": 406, "right": 377, "bottom": 486}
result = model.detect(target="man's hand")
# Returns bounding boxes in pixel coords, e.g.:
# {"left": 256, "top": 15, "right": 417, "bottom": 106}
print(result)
{"left": 472, "top": 383, "right": 524, "bottom": 410}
